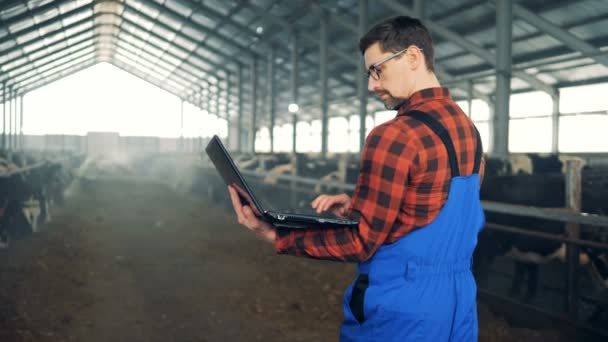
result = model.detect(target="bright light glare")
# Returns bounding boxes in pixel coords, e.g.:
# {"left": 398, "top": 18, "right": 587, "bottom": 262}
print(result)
{"left": 288, "top": 103, "right": 299, "bottom": 113}
{"left": 23, "top": 63, "right": 183, "bottom": 137}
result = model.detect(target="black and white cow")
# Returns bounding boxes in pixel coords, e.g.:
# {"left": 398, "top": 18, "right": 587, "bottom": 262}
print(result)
{"left": 475, "top": 157, "right": 608, "bottom": 323}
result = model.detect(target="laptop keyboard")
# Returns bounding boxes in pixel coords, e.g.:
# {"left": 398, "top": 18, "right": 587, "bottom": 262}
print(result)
{"left": 281, "top": 207, "right": 340, "bottom": 219}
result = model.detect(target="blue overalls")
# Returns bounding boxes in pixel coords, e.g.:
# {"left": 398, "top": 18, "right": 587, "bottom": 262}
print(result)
{"left": 340, "top": 111, "right": 485, "bottom": 341}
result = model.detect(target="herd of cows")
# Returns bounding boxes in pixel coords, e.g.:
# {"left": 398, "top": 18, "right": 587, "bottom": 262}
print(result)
{"left": 0, "top": 151, "right": 83, "bottom": 248}
{"left": 197, "top": 151, "right": 608, "bottom": 325}
{"left": 1, "top": 148, "right": 606, "bottom": 328}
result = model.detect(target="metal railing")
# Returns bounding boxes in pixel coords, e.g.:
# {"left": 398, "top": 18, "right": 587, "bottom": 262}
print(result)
{"left": 236, "top": 159, "right": 608, "bottom": 323}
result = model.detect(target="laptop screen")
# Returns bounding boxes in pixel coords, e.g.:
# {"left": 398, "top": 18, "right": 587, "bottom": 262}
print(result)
{"left": 204, "top": 135, "right": 265, "bottom": 217}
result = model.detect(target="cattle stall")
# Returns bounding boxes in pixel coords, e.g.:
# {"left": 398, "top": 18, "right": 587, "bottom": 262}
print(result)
{"left": 196, "top": 151, "right": 608, "bottom": 340}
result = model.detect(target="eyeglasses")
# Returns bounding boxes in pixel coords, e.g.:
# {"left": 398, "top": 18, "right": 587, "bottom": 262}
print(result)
{"left": 365, "top": 46, "right": 422, "bottom": 80}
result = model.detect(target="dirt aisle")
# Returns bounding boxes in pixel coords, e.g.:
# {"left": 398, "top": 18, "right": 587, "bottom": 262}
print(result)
{"left": 0, "top": 178, "right": 353, "bottom": 342}
{"left": 0, "top": 177, "right": 573, "bottom": 341}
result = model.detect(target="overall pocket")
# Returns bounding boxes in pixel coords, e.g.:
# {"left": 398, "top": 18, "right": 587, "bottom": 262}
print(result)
{"left": 348, "top": 274, "right": 369, "bottom": 324}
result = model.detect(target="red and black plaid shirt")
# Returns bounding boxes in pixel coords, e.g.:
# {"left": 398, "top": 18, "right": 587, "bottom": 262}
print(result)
{"left": 275, "top": 87, "right": 485, "bottom": 262}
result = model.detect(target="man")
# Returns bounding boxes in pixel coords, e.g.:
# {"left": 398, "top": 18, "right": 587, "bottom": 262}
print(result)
{"left": 228, "top": 16, "right": 485, "bottom": 341}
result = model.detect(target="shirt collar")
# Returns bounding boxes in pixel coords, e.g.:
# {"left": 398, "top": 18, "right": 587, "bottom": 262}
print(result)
{"left": 397, "top": 87, "right": 451, "bottom": 115}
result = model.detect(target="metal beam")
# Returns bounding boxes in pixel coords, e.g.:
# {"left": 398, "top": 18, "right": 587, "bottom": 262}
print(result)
{"left": 10, "top": 34, "right": 188, "bottom": 97}
{"left": 138, "top": 0, "right": 251, "bottom": 65}
{"left": 358, "top": 0, "right": 368, "bottom": 152}
{"left": 0, "top": 0, "right": 73, "bottom": 31}
{"left": 0, "top": 9, "right": 95, "bottom": 65}
{"left": 467, "top": 80, "right": 474, "bottom": 118}
{"left": 435, "top": 11, "right": 608, "bottom": 67}
{"left": 290, "top": 31, "right": 299, "bottom": 154}
{"left": 0, "top": 0, "right": 24, "bottom": 13}
{"left": 109, "top": 58, "right": 186, "bottom": 105}
{"left": 309, "top": 2, "right": 357, "bottom": 33}
{"left": 510, "top": 1, "right": 608, "bottom": 69}
{"left": 13, "top": 58, "right": 97, "bottom": 98}
{"left": 119, "top": 6, "right": 232, "bottom": 83}
{"left": 0, "top": 1, "right": 94, "bottom": 52}
{"left": 2, "top": 82, "right": 5, "bottom": 150}
{"left": 237, "top": 64, "right": 243, "bottom": 153}
{"left": 414, "top": 0, "right": 426, "bottom": 19}
{"left": 113, "top": 41, "right": 191, "bottom": 93}
{"left": 9, "top": 43, "right": 96, "bottom": 91}
{"left": 19, "top": 95, "right": 22, "bottom": 150}
{"left": 13, "top": 93, "right": 18, "bottom": 149}
{"left": 111, "top": 36, "right": 224, "bottom": 106}
{"left": 238, "top": 0, "right": 354, "bottom": 93}
{"left": 244, "top": 1, "right": 358, "bottom": 67}
{"left": 268, "top": 46, "right": 276, "bottom": 153}
{"left": 3, "top": 38, "right": 96, "bottom": 87}
{"left": 312, "top": 0, "right": 491, "bottom": 106}
{"left": 320, "top": 9, "right": 329, "bottom": 158}
{"left": 8, "top": 86, "right": 13, "bottom": 150}
{"left": 494, "top": 0, "right": 512, "bottom": 158}
{"left": 110, "top": 45, "right": 189, "bottom": 96}
{"left": 169, "top": 0, "right": 245, "bottom": 85}
{"left": 0, "top": 29, "right": 96, "bottom": 83}
{"left": 433, "top": 0, "right": 573, "bottom": 47}
{"left": 112, "top": 27, "right": 226, "bottom": 95}
{"left": 169, "top": 0, "right": 347, "bottom": 105}
{"left": 250, "top": 56, "right": 257, "bottom": 153}
{"left": 120, "top": 2, "right": 237, "bottom": 81}
{"left": 552, "top": 91, "right": 560, "bottom": 153}
{"left": 378, "top": 0, "right": 557, "bottom": 96}
{"left": 16, "top": 51, "right": 98, "bottom": 95}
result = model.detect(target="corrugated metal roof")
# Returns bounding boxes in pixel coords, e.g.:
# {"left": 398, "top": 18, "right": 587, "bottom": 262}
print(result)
{"left": 0, "top": 0, "right": 607, "bottom": 125}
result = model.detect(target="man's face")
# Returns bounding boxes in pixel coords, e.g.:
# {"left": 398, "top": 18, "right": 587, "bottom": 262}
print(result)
{"left": 364, "top": 42, "right": 413, "bottom": 110}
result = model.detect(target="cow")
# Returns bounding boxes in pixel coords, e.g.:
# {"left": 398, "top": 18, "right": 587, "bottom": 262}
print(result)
{"left": 475, "top": 163, "right": 608, "bottom": 325}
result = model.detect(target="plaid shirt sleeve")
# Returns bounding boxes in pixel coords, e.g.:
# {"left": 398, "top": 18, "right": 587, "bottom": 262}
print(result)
{"left": 274, "top": 123, "right": 418, "bottom": 262}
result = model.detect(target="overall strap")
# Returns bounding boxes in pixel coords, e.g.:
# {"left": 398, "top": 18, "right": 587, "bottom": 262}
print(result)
{"left": 406, "top": 110, "right": 460, "bottom": 178}
{"left": 472, "top": 128, "right": 483, "bottom": 174}
{"left": 406, "top": 110, "right": 484, "bottom": 177}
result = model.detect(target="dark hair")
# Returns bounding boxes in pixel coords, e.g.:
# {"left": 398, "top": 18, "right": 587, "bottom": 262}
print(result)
{"left": 359, "top": 16, "right": 435, "bottom": 72}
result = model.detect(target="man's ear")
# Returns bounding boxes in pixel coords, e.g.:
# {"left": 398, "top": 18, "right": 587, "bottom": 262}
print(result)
{"left": 407, "top": 48, "right": 420, "bottom": 70}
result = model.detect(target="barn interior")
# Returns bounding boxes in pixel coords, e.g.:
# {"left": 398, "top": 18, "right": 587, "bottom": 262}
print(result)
{"left": 1, "top": 0, "right": 608, "bottom": 341}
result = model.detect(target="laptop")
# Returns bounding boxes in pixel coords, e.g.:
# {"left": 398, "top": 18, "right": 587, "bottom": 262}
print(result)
{"left": 204, "top": 135, "right": 359, "bottom": 229}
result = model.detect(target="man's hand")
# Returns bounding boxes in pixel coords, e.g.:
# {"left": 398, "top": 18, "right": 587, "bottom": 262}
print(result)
{"left": 228, "top": 185, "right": 276, "bottom": 243}
{"left": 311, "top": 193, "right": 351, "bottom": 217}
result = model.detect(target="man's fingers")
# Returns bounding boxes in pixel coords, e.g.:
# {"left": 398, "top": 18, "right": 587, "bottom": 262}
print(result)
{"left": 242, "top": 205, "right": 254, "bottom": 220}
{"left": 228, "top": 186, "right": 245, "bottom": 223}
{"left": 312, "top": 194, "right": 350, "bottom": 213}
{"left": 243, "top": 206, "right": 264, "bottom": 231}
{"left": 316, "top": 197, "right": 329, "bottom": 213}
{"left": 311, "top": 194, "right": 326, "bottom": 208}
{"left": 318, "top": 198, "right": 336, "bottom": 213}
{"left": 322, "top": 198, "right": 339, "bottom": 212}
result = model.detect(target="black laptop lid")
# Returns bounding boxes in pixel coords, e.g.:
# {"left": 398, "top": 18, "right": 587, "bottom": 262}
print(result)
{"left": 205, "top": 135, "right": 266, "bottom": 217}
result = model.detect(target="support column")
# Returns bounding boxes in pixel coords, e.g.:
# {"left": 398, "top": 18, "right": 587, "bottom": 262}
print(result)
{"left": 467, "top": 80, "right": 474, "bottom": 117}
{"left": 199, "top": 87, "right": 205, "bottom": 150}
{"left": 358, "top": 0, "right": 368, "bottom": 152}
{"left": 250, "top": 56, "right": 258, "bottom": 153}
{"left": 551, "top": 90, "right": 560, "bottom": 153}
{"left": 414, "top": 0, "right": 426, "bottom": 19}
{"left": 268, "top": 47, "right": 276, "bottom": 153}
{"left": 494, "top": 0, "right": 512, "bottom": 158}
{"left": 19, "top": 95, "right": 23, "bottom": 150}
{"left": 2, "top": 82, "right": 5, "bottom": 150}
{"left": 180, "top": 100, "right": 184, "bottom": 152}
{"left": 564, "top": 159, "right": 584, "bottom": 319}
{"left": 290, "top": 30, "right": 299, "bottom": 154}
{"left": 225, "top": 73, "right": 231, "bottom": 143}
{"left": 320, "top": 9, "right": 329, "bottom": 158}
{"left": 14, "top": 93, "right": 19, "bottom": 150}
{"left": 237, "top": 64, "right": 243, "bottom": 153}
{"left": 8, "top": 86, "right": 13, "bottom": 150}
